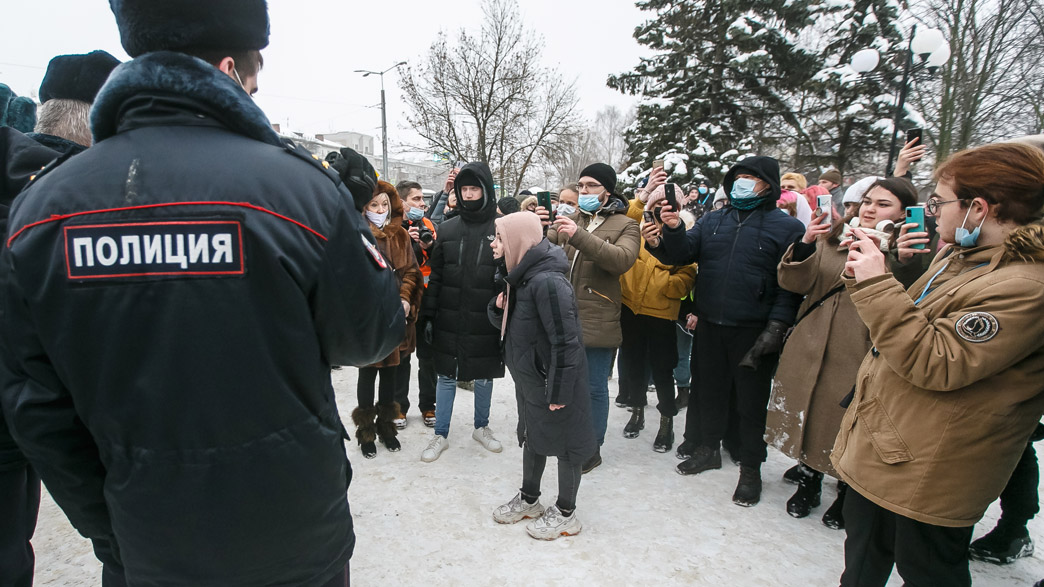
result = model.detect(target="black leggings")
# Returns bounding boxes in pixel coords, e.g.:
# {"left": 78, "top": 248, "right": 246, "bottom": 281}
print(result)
{"left": 521, "top": 444, "right": 582, "bottom": 512}
{"left": 618, "top": 306, "right": 678, "bottom": 417}
{"left": 357, "top": 365, "right": 397, "bottom": 408}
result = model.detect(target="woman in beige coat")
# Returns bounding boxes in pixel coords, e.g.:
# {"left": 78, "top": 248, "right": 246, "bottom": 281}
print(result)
{"left": 835, "top": 143, "right": 1044, "bottom": 587}
{"left": 767, "top": 177, "right": 923, "bottom": 526}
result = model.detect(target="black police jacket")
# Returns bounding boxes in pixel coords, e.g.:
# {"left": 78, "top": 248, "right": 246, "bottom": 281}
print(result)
{"left": 0, "top": 52, "right": 404, "bottom": 585}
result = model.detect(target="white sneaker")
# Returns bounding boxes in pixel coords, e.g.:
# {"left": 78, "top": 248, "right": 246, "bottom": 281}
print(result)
{"left": 493, "top": 492, "right": 545, "bottom": 524}
{"left": 525, "top": 505, "right": 582, "bottom": 540}
{"left": 472, "top": 427, "right": 503, "bottom": 453}
{"left": 420, "top": 435, "right": 448, "bottom": 462}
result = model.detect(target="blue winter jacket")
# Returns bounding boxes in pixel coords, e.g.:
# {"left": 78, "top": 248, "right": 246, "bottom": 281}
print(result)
{"left": 650, "top": 204, "right": 805, "bottom": 328}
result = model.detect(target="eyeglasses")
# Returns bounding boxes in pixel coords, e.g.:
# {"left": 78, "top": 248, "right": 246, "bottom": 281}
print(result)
{"left": 925, "top": 197, "right": 961, "bottom": 216}
{"left": 575, "top": 182, "right": 603, "bottom": 192}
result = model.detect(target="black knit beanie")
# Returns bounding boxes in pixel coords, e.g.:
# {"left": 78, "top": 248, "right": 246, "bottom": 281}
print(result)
{"left": 110, "top": 0, "right": 270, "bottom": 58}
{"left": 579, "top": 163, "right": 617, "bottom": 195}
{"left": 39, "top": 51, "right": 121, "bottom": 103}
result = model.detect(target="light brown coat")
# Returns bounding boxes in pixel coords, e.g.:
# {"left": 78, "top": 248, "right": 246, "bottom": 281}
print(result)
{"left": 831, "top": 226, "right": 1044, "bottom": 527}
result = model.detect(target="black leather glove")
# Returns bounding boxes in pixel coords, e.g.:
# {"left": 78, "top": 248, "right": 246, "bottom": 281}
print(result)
{"left": 418, "top": 317, "right": 434, "bottom": 345}
{"left": 738, "top": 320, "right": 789, "bottom": 371}
{"left": 328, "top": 147, "right": 377, "bottom": 211}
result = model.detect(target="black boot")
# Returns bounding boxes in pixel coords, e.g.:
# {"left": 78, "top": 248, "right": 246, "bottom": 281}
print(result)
{"left": 969, "top": 518, "right": 1034, "bottom": 564}
{"left": 376, "top": 402, "right": 401, "bottom": 453}
{"left": 352, "top": 405, "right": 378, "bottom": 459}
{"left": 623, "top": 406, "right": 645, "bottom": 438}
{"left": 786, "top": 467, "right": 823, "bottom": 518}
{"left": 677, "top": 446, "right": 721, "bottom": 475}
{"left": 733, "top": 465, "right": 762, "bottom": 507}
{"left": 676, "top": 438, "right": 697, "bottom": 460}
{"left": 675, "top": 386, "right": 689, "bottom": 410}
{"left": 581, "top": 447, "right": 602, "bottom": 474}
{"left": 821, "top": 481, "right": 848, "bottom": 529}
{"left": 653, "top": 415, "right": 674, "bottom": 453}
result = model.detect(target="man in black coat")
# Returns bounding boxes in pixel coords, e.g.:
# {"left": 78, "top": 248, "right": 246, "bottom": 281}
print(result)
{"left": 0, "top": 1, "right": 403, "bottom": 585}
{"left": 648, "top": 155, "right": 804, "bottom": 508}
{"left": 419, "top": 161, "right": 506, "bottom": 462}
{"left": 0, "top": 126, "right": 60, "bottom": 587}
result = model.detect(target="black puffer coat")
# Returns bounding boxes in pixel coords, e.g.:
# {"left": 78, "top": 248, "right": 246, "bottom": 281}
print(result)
{"left": 0, "top": 52, "right": 404, "bottom": 586}
{"left": 650, "top": 156, "right": 805, "bottom": 327}
{"left": 420, "top": 162, "right": 505, "bottom": 381}
{"left": 490, "top": 240, "right": 595, "bottom": 462}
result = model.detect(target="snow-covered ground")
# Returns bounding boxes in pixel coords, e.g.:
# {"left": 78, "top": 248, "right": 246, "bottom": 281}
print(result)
{"left": 31, "top": 368, "right": 1044, "bottom": 586}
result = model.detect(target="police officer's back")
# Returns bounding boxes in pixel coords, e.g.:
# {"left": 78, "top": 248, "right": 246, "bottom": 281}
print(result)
{"left": 0, "top": 2, "right": 403, "bottom": 584}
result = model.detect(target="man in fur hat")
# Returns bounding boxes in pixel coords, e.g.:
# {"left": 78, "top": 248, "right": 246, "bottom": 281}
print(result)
{"left": 0, "top": 1, "right": 404, "bottom": 585}
{"left": 29, "top": 50, "right": 120, "bottom": 154}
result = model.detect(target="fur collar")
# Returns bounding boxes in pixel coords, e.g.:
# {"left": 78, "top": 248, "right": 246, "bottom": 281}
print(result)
{"left": 90, "top": 51, "right": 282, "bottom": 148}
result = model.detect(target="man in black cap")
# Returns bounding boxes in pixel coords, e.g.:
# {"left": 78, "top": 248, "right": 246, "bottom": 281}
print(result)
{"left": 647, "top": 156, "right": 804, "bottom": 507}
{"left": 29, "top": 50, "right": 120, "bottom": 154}
{"left": 547, "top": 162, "right": 640, "bottom": 473}
{"left": 0, "top": 1, "right": 403, "bottom": 585}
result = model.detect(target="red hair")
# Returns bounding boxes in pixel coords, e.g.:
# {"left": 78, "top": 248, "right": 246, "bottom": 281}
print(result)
{"left": 935, "top": 143, "right": 1044, "bottom": 225}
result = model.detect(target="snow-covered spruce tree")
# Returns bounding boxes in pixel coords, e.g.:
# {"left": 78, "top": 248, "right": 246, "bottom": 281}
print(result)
{"left": 792, "top": 0, "right": 911, "bottom": 178}
{"left": 608, "top": 0, "right": 821, "bottom": 186}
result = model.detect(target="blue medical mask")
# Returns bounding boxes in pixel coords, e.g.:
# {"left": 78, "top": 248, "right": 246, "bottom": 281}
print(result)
{"left": 698, "top": 186, "right": 708, "bottom": 195}
{"left": 729, "top": 177, "right": 767, "bottom": 210}
{"left": 406, "top": 207, "right": 424, "bottom": 221}
{"left": 578, "top": 194, "right": 603, "bottom": 212}
{"left": 955, "top": 205, "right": 986, "bottom": 247}
{"left": 556, "top": 203, "right": 577, "bottom": 217}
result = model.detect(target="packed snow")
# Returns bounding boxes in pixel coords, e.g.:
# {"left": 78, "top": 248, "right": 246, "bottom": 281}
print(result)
{"left": 30, "top": 368, "right": 1044, "bottom": 586}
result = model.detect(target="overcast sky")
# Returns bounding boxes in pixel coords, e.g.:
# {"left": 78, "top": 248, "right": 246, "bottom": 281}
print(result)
{"left": 1, "top": 0, "right": 648, "bottom": 158}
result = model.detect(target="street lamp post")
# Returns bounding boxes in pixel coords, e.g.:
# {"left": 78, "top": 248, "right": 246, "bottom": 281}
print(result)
{"left": 850, "top": 26, "right": 949, "bottom": 175}
{"left": 354, "top": 61, "right": 407, "bottom": 179}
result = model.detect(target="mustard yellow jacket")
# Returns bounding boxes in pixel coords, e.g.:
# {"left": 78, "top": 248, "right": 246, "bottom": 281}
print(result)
{"left": 619, "top": 198, "right": 696, "bottom": 320}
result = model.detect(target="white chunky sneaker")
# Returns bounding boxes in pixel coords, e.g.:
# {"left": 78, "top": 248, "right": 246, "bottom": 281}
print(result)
{"left": 472, "top": 427, "right": 503, "bottom": 453}
{"left": 493, "top": 492, "right": 545, "bottom": 524}
{"left": 525, "top": 505, "right": 582, "bottom": 540}
{"left": 420, "top": 435, "right": 448, "bottom": 463}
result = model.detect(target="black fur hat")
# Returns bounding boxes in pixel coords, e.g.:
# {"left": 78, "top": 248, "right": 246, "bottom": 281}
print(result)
{"left": 39, "top": 51, "right": 121, "bottom": 103}
{"left": 110, "top": 0, "right": 270, "bottom": 58}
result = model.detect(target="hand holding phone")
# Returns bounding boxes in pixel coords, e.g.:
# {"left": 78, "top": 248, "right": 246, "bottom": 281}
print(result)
{"left": 664, "top": 183, "right": 680, "bottom": 212}
{"left": 537, "top": 191, "right": 555, "bottom": 222}
{"left": 817, "top": 194, "right": 833, "bottom": 217}
{"left": 643, "top": 210, "right": 655, "bottom": 224}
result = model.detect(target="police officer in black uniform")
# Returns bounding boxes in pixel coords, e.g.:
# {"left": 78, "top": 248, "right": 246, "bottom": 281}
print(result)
{"left": 0, "top": 1, "right": 403, "bottom": 585}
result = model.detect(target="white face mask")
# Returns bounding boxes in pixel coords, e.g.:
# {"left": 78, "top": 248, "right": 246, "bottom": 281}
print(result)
{"left": 365, "top": 210, "right": 389, "bottom": 227}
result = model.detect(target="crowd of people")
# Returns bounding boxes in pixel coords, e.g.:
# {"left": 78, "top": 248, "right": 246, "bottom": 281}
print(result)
{"left": 1, "top": 1, "right": 1044, "bottom": 586}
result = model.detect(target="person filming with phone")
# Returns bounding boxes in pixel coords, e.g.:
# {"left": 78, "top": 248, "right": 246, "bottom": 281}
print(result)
{"left": 646, "top": 156, "right": 804, "bottom": 507}
{"left": 832, "top": 142, "right": 1044, "bottom": 587}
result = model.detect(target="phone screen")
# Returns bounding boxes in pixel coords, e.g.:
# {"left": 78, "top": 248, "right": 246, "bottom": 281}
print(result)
{"left": 643, "top": 210, "right": 655, "bottom": 224}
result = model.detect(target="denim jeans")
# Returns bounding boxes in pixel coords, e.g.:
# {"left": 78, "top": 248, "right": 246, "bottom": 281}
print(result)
{"left": 434, "top": 375, "right": 493, "bottom": 438}
{"left": 584, "top": 346, "right": 615, "bottom": 446}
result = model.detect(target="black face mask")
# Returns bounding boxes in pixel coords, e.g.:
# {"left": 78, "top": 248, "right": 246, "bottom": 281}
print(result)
{"left": 460, "top": 189, "right": 485, "bottom": 211}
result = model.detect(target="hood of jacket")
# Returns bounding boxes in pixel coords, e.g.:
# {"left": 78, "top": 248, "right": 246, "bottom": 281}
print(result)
{"left": 1002, "top": 222, "right": 1044, "bottom": 264}
{"left": 722, "top": 155, "right": 782, "bottom": 204}
{"left": 495, "top": 211, "right": 543, "bottom": 272}
{"left": 90, "top": 51, "right": 283, "bottom": 148}
{"left": 506, "top": 239, "right": 569, "bottom": 287}
{"left": 453, "top": 161, "right": 498, "bottom": 223}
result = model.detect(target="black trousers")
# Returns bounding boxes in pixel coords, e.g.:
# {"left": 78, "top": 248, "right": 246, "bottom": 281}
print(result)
{"left": 357, "top": 365, "right": 397, "bottom": 409}
{"left": 0, "top": 463, "right": 40, "bottom": 587}
{"left": 840, "top": 489, "right": 973, "bottom": 587}
{"left": 396, "top": 342, "right": 437, "bottom": 414}
{"left": 618, "top": 306, "right": 678, "bottom": 417}
{"left": 693, "top": 322, "right": 775, "bottom": 466}
{"left": 318, "top": 564, "right": 350, "bottom": 587}
{"left": 521, "top": 444, "right": 582, "bottom": 512}
{"left": 999, "top": 440, "right": 1040, "bottom": 523}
